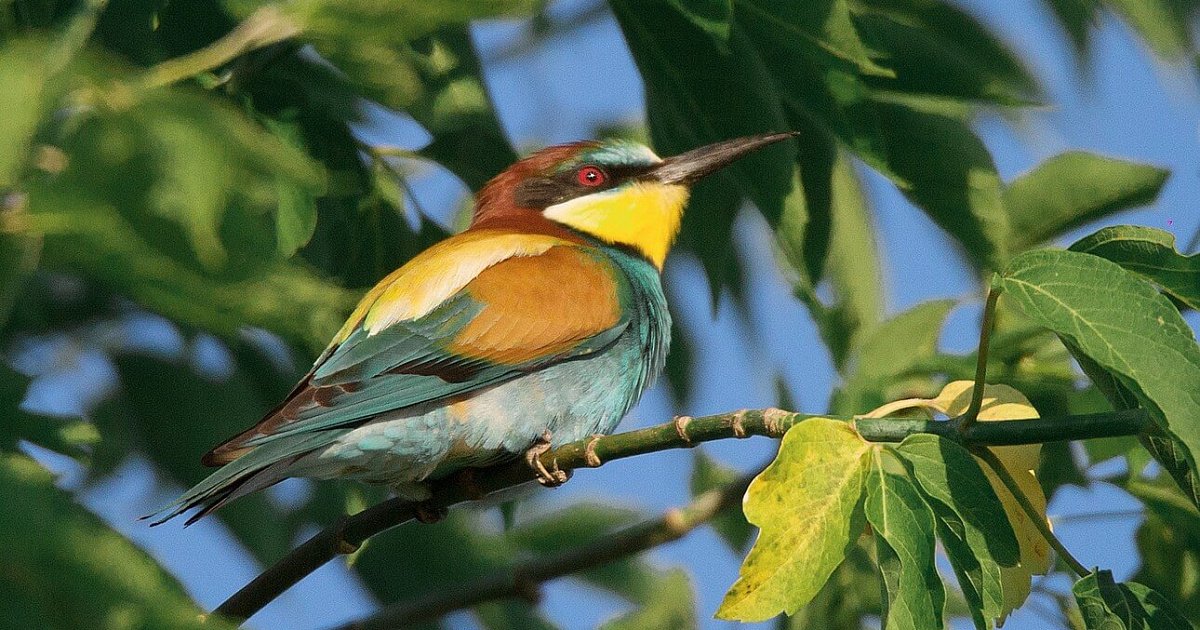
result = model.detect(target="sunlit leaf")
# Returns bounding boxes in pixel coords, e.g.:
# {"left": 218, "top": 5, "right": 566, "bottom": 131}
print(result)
{"left": 717, "top": 418, "right": 871, "bottom": 621}
{"left": 1005, "top": 153, "right": 1169, "bottom": 253}
{"left": 0, "top": 39, "right": 51, "bottom": 187}
{"left": 1070, "top": 225, "right": 1199, "bottom": 311}
{"left": 997, "top": 250, "right": 1200, "bottom": 502}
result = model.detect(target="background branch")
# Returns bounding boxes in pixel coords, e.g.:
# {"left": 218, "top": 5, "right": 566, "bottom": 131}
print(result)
{"left": 213, "top": 407, "right": 1150, "bottom": 624}
{"left": 334, "top": 473, "right": 755, "bottom": 630}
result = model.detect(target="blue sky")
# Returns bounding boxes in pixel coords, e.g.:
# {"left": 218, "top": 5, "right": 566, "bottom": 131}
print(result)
{"left": 22, "top": 0, "right": 1200, "bottom": 628}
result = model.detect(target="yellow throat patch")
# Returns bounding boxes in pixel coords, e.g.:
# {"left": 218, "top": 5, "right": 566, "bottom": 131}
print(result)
{"left": 542, "top": 182, "right": 689, "bottom": 269}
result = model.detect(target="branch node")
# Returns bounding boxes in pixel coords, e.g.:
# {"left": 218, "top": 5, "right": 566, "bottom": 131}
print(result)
{"left": 673, "top": 415, "right": 695, "bottom": 445}
{"left": 663, "top": 508, "right": 689, "bottom": 536}
{"left": 585, "top": 435, "right": 604, "bottom": 467}
{"left": 761, "top": 407, "right": 792, "bottom": 436}
{"left": 336, "top": 538, "right": 360, "bottom": 555}
{"left": 730, "top": 410, "right": 748, "bottom": 438}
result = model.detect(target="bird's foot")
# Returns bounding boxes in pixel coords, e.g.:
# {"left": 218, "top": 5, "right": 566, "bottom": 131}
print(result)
{"left": 525, "top": 430, "right": 570, "bottom": 487}
{"left": 413, "top": 502, "right": 448, "bottom": 525}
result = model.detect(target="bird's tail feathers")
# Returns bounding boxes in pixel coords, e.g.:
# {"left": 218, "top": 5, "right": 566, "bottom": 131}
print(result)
{"left": 142, "top": 434, "right": 327, "bottom": 526}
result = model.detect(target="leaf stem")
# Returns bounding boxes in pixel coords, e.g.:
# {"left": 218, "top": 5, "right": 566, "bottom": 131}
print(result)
{"left": 212, "top": 406, "right": 1148, "bottom": 623}
{"left": 331, "top": 474, "right": 753, "bottom": 630}
{"left": 972, "top": 446, "right": 1088, "bottom": 577}
{"left": 960, "top": 287, "right": 1002, "bottom": 432}
{"left": 138, "top": 7, "right": 300, "bottom": 90}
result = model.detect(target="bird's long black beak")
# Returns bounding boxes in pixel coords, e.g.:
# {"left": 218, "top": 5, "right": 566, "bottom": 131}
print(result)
{"left": 650, "top": 131, "right": 798, "bottom": 185}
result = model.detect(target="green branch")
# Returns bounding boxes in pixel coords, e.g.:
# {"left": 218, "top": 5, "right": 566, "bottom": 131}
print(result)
{"left": 213, "top": 407, "right": 1150, "bottom": 624}
{"left": 333, "top": 474, "right": 754, "bottom": 630}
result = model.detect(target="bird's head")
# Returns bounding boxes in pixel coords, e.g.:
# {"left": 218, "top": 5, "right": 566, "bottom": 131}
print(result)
{"left": 471, "top": 132, "right": 796, "bottom": 269}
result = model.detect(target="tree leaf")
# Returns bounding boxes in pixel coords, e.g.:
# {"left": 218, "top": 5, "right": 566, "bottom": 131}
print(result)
{"left": 611, "top": 0, "right": 803, "bottom": 292}
{"left": 831, "top": 299, "right": 956, "bottom": 415}
{"left": 0, "top": 39, "right": 51, "bottom": 187}
{"left": 1073, "top": 569, "right": 1195, "bottom": 630}
{"left": 690, "top": 449, "right": 753, "bottom": 553}
{"left": 667, "top": 0, "right": 731, "bottom": 42}
{"left": 1005, "top": 153, "right": 1169, "bottom": 253}
{"left": 997, "top": 249, "right": 1200, "bottom": 499}
{"left": 1104, "top": 0, "right": 1194, "bottom": 60}
{"left": 864, "top": 466, "right": 944, "bottom": 630}
{"left": 0, "top": 452, "right": 233, "bottom": 630}
{"left": 932, "top": 381, "right": 1052, "bottom": 623}
{"left": 1070, "top": 225, "right": 1199, "bottom": 311}
{"left": 0, "top": 363, "right": 97, "bottom": 458}
{"left": 736, "top": 0, "right": 892, "bottom": 76}
{"left": 894, "top": 434, "right": 1020, "bottom": 627}
{"left": 787, "top": 150, "right": 883, "bottom": 369}
{"left": 599, "top": 570, "right": 697, "bottom": 630}
{"left": 717, "top": 418, "right": 871, "bottom": 621}
{"left": 873, "top": 102, "right": 1009, "bottom": 270}
{"left": 853, "top": 0, "right": 1038, "bottom": 105}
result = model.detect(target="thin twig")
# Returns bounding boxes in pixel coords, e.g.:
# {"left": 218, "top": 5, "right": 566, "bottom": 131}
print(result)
{"left": 973, "top": 447, "right": 1089, "bottom": 577}
{"left": 960, "top": 288, "right": 1002, "bottom": 432}
{"left": 334, "top": 474, "right": 754, "bottom": 630}
{"left": 212, "top": 407, "right": 1149, "bottom": 623}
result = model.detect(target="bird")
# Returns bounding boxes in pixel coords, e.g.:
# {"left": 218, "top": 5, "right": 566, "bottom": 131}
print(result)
{"left": 149, "top": 131, "right": 796, "bottom": 525}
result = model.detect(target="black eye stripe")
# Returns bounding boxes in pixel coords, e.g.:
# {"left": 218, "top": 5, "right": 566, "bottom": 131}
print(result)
{"left": 512, "top": 162, "right": 659, "bottom": 209}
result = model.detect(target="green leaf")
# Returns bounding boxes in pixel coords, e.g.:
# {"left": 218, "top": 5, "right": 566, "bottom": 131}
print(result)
{"left": 0, "top": 226, "right": 39, "bottom": 332}
{"left": 997, "top": 249, "right": 1200, "bottom": 499}
{"left": 864, "top": 466, "right": 945, "bottom": 630}
{"left": 507, "top": 503, "right": 660, "bottom": 605}
{"left": 408, "top": 28, "right": 519, "bottom": 191}
{"left": 853, "top": 0, "right": 1038, "bottom": 105}
{"left": 690, "top": 449, "right": 753, "bottom": 553}
{"left": 790, "top": 151, "right": 883, "bottom": 369}
{"left": 1070, "top": 225, "right": 1199, "bottom": 311}
{"left": 611, "top": 0, "right": 803, "bottom": 291}
{"left": 1004, "top": 153, "right": 1169, "bottom": 252}
{"left": 1133, "top": 497, "right": 1200, "bottom": 621}
{"left": 874, "top": 102, "right": 1009, "bottom": 270}
{"left": 667, "top": 0, "right": 731, "bottom": 41}
{"left": 736, "top": 0, "right": 892, "bottom": 76}
{"left": 832, "top": 299, "right": 955, "bottom": 415}
{"left": 1073, "top": 569, "right": 1194, "bottom": 630}
{"left": 599, "top": 570, "right": 697, "bottom": 630}
{"left": 717, "top": 418, "right": 871, "bottom": 621}
{"left": 228, "top": 0, "right": 534, "bottom": 119}
{"left": 0, "top": 452, "right": 233, "bottom": 630}
{"left": 894, "top": 434, "right": 1020, "bottom": 628}
{"left": 0, "top": 39, "right": 50, "bottom": 187}
{"left": 0, "top": 363, "right": 97, "bottom": 458}
{"left": 1104, "top": 0, "right": 1194, "bottom": 60}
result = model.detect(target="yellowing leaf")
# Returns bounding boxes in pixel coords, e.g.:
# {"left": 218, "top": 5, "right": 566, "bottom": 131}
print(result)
{"left": 717, "top": 418, "right": 871, "bottom": 621}
{"left": 934, "top": 381, "right": 1052, "bottom": 623}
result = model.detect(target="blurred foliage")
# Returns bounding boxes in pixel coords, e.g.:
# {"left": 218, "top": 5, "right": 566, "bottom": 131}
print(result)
{"left": 0, "top": 0, "right": 1198, "bottom": 628}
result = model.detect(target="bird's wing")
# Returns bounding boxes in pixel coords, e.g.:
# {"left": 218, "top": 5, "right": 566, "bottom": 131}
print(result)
{"left": 203, "top": 231, "right": 629, "bottom": 465}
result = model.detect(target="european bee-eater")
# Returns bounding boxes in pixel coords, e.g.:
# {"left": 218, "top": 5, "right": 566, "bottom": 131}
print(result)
{"left": 151, "top": 132, "right": 795, "bottom": 525}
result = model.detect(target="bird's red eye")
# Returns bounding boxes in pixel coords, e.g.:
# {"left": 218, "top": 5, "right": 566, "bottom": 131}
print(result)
{"left": 576, "top": 165, "right": 607, "bottom": 187}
